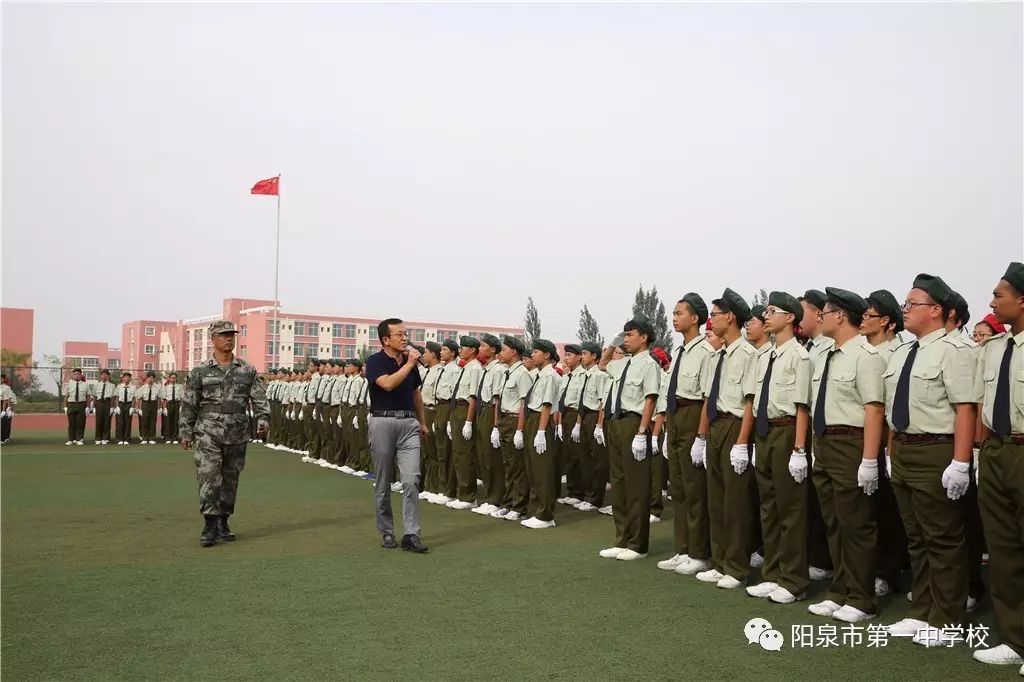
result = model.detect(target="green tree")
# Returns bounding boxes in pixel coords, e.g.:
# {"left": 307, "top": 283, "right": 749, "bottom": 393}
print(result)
{"left": 524, "top": 297, "right": 542, "bottom": 345}
{"left": 576, "top": 305, "right": 604, "bottom": 346}
{"left": 631, "top": 285, "right": 673, "bottom": 352}
{"left": 43, "top": 354, "right": 67, "bottom": 399}
{"left": 0, "top": 348, "right": 40, "bottom": 395}
{"left": 751, "top": 288, "right": 769, "bottom": 308}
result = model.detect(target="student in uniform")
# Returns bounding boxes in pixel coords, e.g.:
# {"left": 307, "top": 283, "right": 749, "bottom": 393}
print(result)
{"left": 973, "top": 313, "right": 1004, "bottom": 345}
{"left": 64, "top": 368, "right": 90, "bottom": 445}
{"left": 945, "top": 291, "right": 973, "bottom": 345}
{"left": 90, "top": 369, "right": 117, "bottom": 445}
{"left": 447, "top": 336, "right": 483, "bottom": 510}
{"left": 473, "top": 334, "right": 505, "bottom": 515}
{"left": 745, "top": 305, "right": 770, "bottom": 567}
{"left": 419, "top": 342, "right": 444, "bottom": 500}
{"left": 160, "top": 372, "right": 183, "bottom": 444}
{"left": 135, "top": 372, "right": 161, "bottom": 445}
{"left": 1, "top": 373, "right": 16, "bottom": 444}
{"left": 494, "top": 335, "right": 532, "bottom": 521}
{"left": 575, "top": 341, "right": 610, "bottom": 514}
{"left": 519, "top": 338, "right": 561, "bottom": 529}
{"left": 431, "top": 340, "right": 461, "bottom": 504}
{"left": 971, "top": 262, "right": 1024, "bottom": 670}
{"left": 113, "top": 372, "right": 134, "bottom": 445}
{"left": 806, "top": 288, "right": 886, "bottom": 624}
{"left": 331, "top": 364, "right": 353, "bottom": 470}
{"left": 555, "top": 344, "right": 587, "bottom": 509}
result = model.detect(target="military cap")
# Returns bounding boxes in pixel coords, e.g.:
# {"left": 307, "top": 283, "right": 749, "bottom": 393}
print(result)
{"left": 768, "top": 291, "right": 803, "bottom": 325}
{"left": 501, "top": 335, "right": 526, "bottom": 355}
{"left": 441, "top": 339, "right": 460, "bottom": 354}
{"left": 713, "top": 288, "right": 752, "bottom": 325}
{"left": 532, "top": 338, "right": 557, "bottom": 357}
{"left": 624, "top": 314, "right": 656, "bottom": 341}
{"left": 911, "top": 273, "right": 953, "bottom": 308}
{"left": 460, "top": 335, "right": 480, "bottom": 349}
{"left": 750, "top": 305, "right": 766, "bottom": 321}
{"left": 799, "top": 289, "right": 827, "bottom": 310}
{"left": 208, "top": 320, "right": 238, "bottom": 335}
{"left": 121, "top": 371, "right": 132, "bottom": 377}
{"left": 1001, "top": 261, "right": 1024, "bottom": 294}
{"left": 680, "top": 292, "right": 709, "bottom": 325}
{"left": 425, "top": 341, "right": 442, "bottom": 355}
{"left": 352, "top": 358, "right": 363, "bottom": 369}
{"left": 479, "top": 333, "right": 501, "bottom": 349}
{"left": 865, "top": 289, "right": 903, "bottom": 331}
{"left": 410, "top": 343, "right": 425, "bottom": 355}
{"left": 344, "top": 358, "right": 357, "bottom": 366}
{"left": 146, "top": 370, "right": 156, "bottom": 378}
{"left": 581, "top": 341, "right": 602, "bottom": 355}
{"left": 564, "top": 343, "right": 582, "bottom": 355}
{"left": 950, "top": 290, "right": 970, "bottom": 327}
{"left": 825, "top": 287, "right": 869, "bottom": 316}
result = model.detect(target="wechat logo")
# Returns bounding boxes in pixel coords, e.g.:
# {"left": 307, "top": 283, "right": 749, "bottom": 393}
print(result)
{"left": 745, "top": 618, "right": 785, "bottom": 651}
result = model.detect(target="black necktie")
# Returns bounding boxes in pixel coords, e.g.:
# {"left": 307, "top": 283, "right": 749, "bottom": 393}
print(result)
{"left": 450, "top": 367, "right": 466, "bottom": 408}
{"left": 992, "top": 337, "right": 1015, "bottom": 437}
{"left": 805, "top": 339, "right": 814, "bottom": 351}
{"left": 579, "top": 373, "right": 591, "bottom": 410}
{"left": 813, "top": 350, "right": 838, "bottom": 437}
{"left": 891, "top": 341, "right": 920, "bottom": 432}
{"left": 755, "top": 351, "right": 777, "bottom": 437}
{"left": 524, "top": 374, "right": 539, "bottom": 406}
{"left": 431, "top": 367, "right": 444, "bottom": 397}
{"left": 101, "top": 384, "right": 105, "bottom": 399}
{"left": 613, "top": 359, "right": 632, "bottom": 419}
{"left": 75, "top": 382, "right": 79, "bottom": 401}
{"left": 604, "top": 381, "right": 614, "bottom": 419}
{"left": 666, "top": 347, "right": 684, "bottom": 413}
{"left": 705, "top": 352, "right": 725, "bottom": 422}
{"left": 149, "top": 386, "right": 153, "bottom": 401}
{"left": 558, "top": 374, "right": 575, "bottom": 414}
{"left": 475, "top": 367, "right": 489, "bottom": 416}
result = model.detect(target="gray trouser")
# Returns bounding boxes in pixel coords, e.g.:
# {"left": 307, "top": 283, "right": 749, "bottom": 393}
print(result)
{"left": 369, "top": 416, "right": 422, "bottom": 538}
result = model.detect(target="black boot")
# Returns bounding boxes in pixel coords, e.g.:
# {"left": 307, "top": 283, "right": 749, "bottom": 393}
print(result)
{"left": 217, "top": 515, "right": 235, "bottom": 541}
{"left": 200, "top": 515, "right": 218, "bottom": 547}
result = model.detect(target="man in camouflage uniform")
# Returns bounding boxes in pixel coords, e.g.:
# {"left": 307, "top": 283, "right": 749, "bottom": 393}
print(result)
{"left": 180, "top": 320, "right": 270, "bottom": 547}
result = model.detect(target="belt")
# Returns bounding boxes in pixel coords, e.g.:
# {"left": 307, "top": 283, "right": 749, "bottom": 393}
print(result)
{"left": 501, "top": 410, "right": 520, "bottom": 417}
{"left": 768, "top": 417, "right": 796, "bottom": 427}
{"left": 671, "top": 398, "right": 703, "bottom": 408}
{"left": 199, "top": 403, "right": 247, "bottom": 415}
{"left": 894, "top": 432, "right": 954, "bottom": 444}
{"left": 579, "top": 407, "right": 597, "bottom": 416}
{"left": 454, "top": 399, "right": 470, "bottom": 406}
{"left": 711, "top": 413, "right": 740, "bottom": 422}
{"left": 611, "top": 411, "right": 642, "bottom": 420}
{"left": 95, "top": 397, "right": 112, "bottom": 401}
{"left": 371, "top": 410, "right": 416, "bottom": 419}
{"left": 990, "top": 434, "right": 1024, "bottom": 445}
{"left": 821, "top": 426, "right": 863, "bottom": 436}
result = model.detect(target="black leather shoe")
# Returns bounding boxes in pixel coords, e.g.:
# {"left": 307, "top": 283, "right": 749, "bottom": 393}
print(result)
{"left": 218, "top": 515, "right": 235, "bottom": 541}
{"left": 401, "top": 534, "right": 428, "bottom": 553}
{"left": 382, "top": 533, "right": 397, "bottom": 549}
{"left": 200, "top": 516, "right": 218, "bottom": 547}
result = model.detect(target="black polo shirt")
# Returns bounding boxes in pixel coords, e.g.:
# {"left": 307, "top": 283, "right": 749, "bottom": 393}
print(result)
{"left": 365, "top": 350, "right": 422, "bottom": 411}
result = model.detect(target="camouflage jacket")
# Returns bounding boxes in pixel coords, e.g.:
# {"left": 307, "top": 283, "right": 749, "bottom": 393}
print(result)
{"left": 180, "top": 357, "right": 270, "bottom": 445}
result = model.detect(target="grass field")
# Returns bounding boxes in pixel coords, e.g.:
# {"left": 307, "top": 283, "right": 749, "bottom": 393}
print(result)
{"left": 2, "top": 429, "right": 1019, "bottom": 680}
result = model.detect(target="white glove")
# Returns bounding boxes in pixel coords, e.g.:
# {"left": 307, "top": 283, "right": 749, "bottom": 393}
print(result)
{"left": 114, "top": 407, "right": 121, "bottom": 416}
{"left": 750, "top": 443, "right": 757, "bottom": 468}
{"left": 353, "top": 415, "right": 359, "bottom": 430}
{"left": 594, "top": 425, "right": 605, "bottom": 446}
{"left": 490, "top": 427, "right": 500, "bottom": 449}
{"left": 312, "top": 409, "right": 319, "bottom": 420}
{"left": 941, "top": 460, "right": 971, "bottom": 501}
{"left": 514, "top": 429, "right": 525, "bottom": 450}
{"left": 690, "top": 437, "right": 706, "bottom": 468}
{"left": 632, "top": 434, "right": 647, "bottom": 462}
{"left": 64, "top": 406, "right": 68, "bottom": 414}
{"left": 730, "top": 444, "right": 749, "bottom": 475}
{"left": 336, "top": 415, "right": 342, "bottom": 427}
{"left": 534, "top": 430, "right": 547, "bottom": 454}
{"left": 461, "top": 421, "right": 472, "bottom": 441}
{"left": 788, "top": 451, "right": 808, "bottom": 483}
{"left": 85, "top": 407, "right": 93, "bottom": 416}
{"left": 884, "top": 447, "right": 892, "bottom": 479}
{"left": 556, "top": 423, "right": 563, "bottom": 441}
{"left": 298, "top": 409, "right": 304, "bottom": 420}
{"left": 972, "top": 447, "right": 980, "bottom": 486}
{"left": 651, "top": 435, "right": 660, "bottom": 456}
{"left": 4, "top": 408, "right": 12, "bottom": 418}
{"left": 446, "top": 422, "right": 452, "bottom": 439}
{"left": 431, "top": 421, "right": 436, "bottom": 433}
{"left": 571, "top": 423, "right": 581, "bottom": 443}
{"left": 857, "top": 457, "right": 879, "bottom": 495}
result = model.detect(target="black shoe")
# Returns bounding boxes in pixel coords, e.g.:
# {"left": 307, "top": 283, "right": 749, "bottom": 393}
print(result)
{"left": 401, "top": 534, "right": 428, "bottom": 553}
{"left": 218, "top": 515, "right": 236, "bottom": 541}
{"left": 200, "top": 516, "right": 219, "bottom": 547}
{"left": 382, "top": 533, "right": 397, "bottom": 549}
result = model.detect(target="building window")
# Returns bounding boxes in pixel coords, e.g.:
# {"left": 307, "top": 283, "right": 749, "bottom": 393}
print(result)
{"left": 144, "top": 326, "right": 155, "bottom": 336}
{"left": 144, "top": 344, "right": 155, "bottom": 355}
{"left": 240, "top": 324, "right": 247, "bottom": 337}
{"left": 332, "top": 323, "right": 343, "bottom": 337}
{"left": 343, "top": 344, "right": 356, "bottom": 358}
{"left": 293, "top": 321, "right": 306, "bottom": 336}
{"left": 81, "top": 357, "right": 99, "bottom": 368}
{"left": 144, "top": 362, "right": 154, "bottom": 371}
{"left": 109, "top": 359, "right": 120, "bottom": 369}
{"left": 343, "top": 324, "right": 356, "bottom": 338}
{"left": 307, "top": 321, "right": 320, "bottom": 334}
{"left": 266, "top": 341, "right": 278, "bottom": 356}
{"left": 84, "top": 370, "right": 99, "bottom": 381}
{"left": 240, "top": 345, "right": 247, "bottom": 357}
{"left": 409, "top": 328, "right": 425, "bottom": 343}
{"left": 437, "top": 330, "right": 458, "bottom": 342}
{"left": 266, "top": 319, "right": 280, "bottom": 334}
{"left": 331, "top": 344, "right": 341, "bottom": 358}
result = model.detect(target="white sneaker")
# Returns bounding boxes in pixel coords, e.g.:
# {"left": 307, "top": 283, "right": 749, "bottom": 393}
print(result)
{"left": 973, "top": 644, "right": 1024, "bottom": 665}
{"left": 616, "top": 549, "right": 646, "bottom": 561}
{"left": 472, "top": 503, "right": 496, "bottom": 515}
{"left": 316, "top": 458, "right": 328, "bottom": 466}
{"left": 750, "top": 551, "right": 765, "bottom": 568}
{"left": 418, "top": 491, "right": 430, "bottom": 500}
{"left": 746, "top": 581, "right": 779, "bottom": 598}
{"left": 391, "top": 482, "right": 404, "bottom": 493}
{"left": 599, "top": 547, "right": 626, "bottom": 559}
{"left": 657, "top": 554, "right": 688, "bottom": 571}
{"left": 832, "top": 605, "right": 875, "bottom": 623}
{"left": 504, "top": 511, "right": 523, "bottom": 522}
{"left": 434, "top": 495, "right": 452, "bottom": 505}
{"left": 809, "top": 566, "right": 833, "bottom": 581}
{"left": 561, "top": 475, "right": 567, "bottom": 483}
{"left": 576, "top": 502, "right": 597, "bottom": 512}
{"left": 95, "top": 441, "right": 102, "bottom": 445}
{"left": 556, "top": 497, "right": 569, "bottom": 505}
{"left": 65, "top": 441, "right": 73, "bottom": 446}
{"left": 808, "top": 599, "right": 842, "bottom": 617}
{"left": 148, "top": 440, "right": 156, "bottom": 445}
{"left": 449, "top": 500, "right": 474, "bottom": 510}
{"left": 76, "top": 440, "right": 84, "bottom": 445}
{"left": 769, "top": 587, "right": 805, "bottom": 604}
{"left": 913, "top": 626, "right": 961, "bottom": 647}
{"left": 564, "top": 497, "right": 581, "bottom": 506}
{"left": 490, "top": 507, "right": 510, "bottom": 519}
{"left": 171, "top": 440, "right": 178, "bottom": 444}
{"left": 886, "top": 618, "right": 928, "bottom": 636}
{"left": 520, "top": 517, "right": 555, "bottom": 529}
{"left": 649, "top": 515, "right": 662, "bottom": 523}
{"left": 717, "top": 575, "right": 743, "bottom": 589}
{"left": 875, "top": 577, "right": 892, "bottom": 597}
{"left": 675, "top": 557, "right": 711, "bottom": 576}
{"left": 696, "top": 569, "right": 725, "bottom": 583}
{"left": 301, "top": 456, "right": 313, "bottom": 463}
{"left": 425, "top": 493, "right": 441, "bottom": 504}
{"left": 967, "top": 595, "right": 978, "bottom": 613}
{"left": 598, "top": 505, "right": 613, "bottom": 516}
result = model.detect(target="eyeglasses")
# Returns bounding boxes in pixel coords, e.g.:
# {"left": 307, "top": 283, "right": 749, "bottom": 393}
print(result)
{"left": 816, "top": 307, "right": 842, "bottom": 320}
{"left": 861, "top": 312, "right": 885, "bottom": 321}
{"left": 974, "top": 331, "right": 993, "bottom": 342}
{"left": 901, "top": 301, "right": 938, "bottom": 312}
{"left": 708, "top": 311, "right": 730, "bottom": 317}
{"left": 763, "top": 307, "right": 788, "bottom": 317}
{"left": 388, "top": 332, "right": 408, "bottom": 339}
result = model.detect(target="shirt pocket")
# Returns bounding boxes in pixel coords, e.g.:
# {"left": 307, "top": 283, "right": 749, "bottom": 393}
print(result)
{"left": 832, "top": 371, "right": 859, "bottom": 401}
{"left": 1015, "top": 368, "right": 1024, "bottom": 411}
{"left": 773, "top": 369, "right": 797, "bottom": 404}
{"left": 882, "top": 367, "right": 897, "bottom": 400}
{"left": 623, "top": 375, "right": 644, "bottom": 404}
{"left": 680, "top": 367, "right": 701, "bottom": 395}
{"left": 722, "top": 369, "right": 743, "bottom": 403}
{"left": 911, "top": 365, "right": 945, "bottom": 403}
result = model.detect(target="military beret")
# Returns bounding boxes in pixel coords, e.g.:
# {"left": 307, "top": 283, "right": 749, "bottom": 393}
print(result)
{"left": 552, "top": 352, "right": 560, "bottom": 364}
{"left": 624, "top": 314, "right": 656, "bottom": 341}
{"left": 479, "top": 333, "right": 501, "bottom": 349}
{"left": 146, "top": 370, "right": 156, "bottom": 378}
{"left": 351, "top": 358, "right": 363, "bottom": 369}
{"left": 441, "top": 339, "right": 460, "bottom": 354}
{"left": 564, "top": 343, "right": 582, "bottom": 355}
{"left": 768, "top": 291, "right": 803, "bottom": 326}
{"left": 532, "top": 338, "right": 557, "bottom": 357}
{"left": 581, "top": 341, "right": 602, "bottom": 355}
{"left": 800, "top": 289, "right": 827, "bottom": 310}
{"left": 865, "top": 289, "right": 903, "bottom": 331}
{"left": 410, "top": 343, "right": 425, "bottom": 354}
{"left": 713, "top": 288, "right": 752, "bottom": 325}
{"left": 1001, "top": 261, "right": 1024, "bottom": 294}
{"left": 749, "top": 305, "right": 766, "bottom": 321}
{"left": 950, "top": 291, "right": 969, "bottom": 327}
{"left": 680, "top": 292, "right": 709, "bottom": 325}
{"left": 825, "top": 287, "right": 868, "bottom": 316}
{"left": 208, "top": 319, "right": 238, "bottom": 335}
{"left": 501, "top": 335, "right": 526, "bottom": 355}
{"left": 912, "top": 273, "right": 953, "bottom": 308}
{"left": 459, "top": 335, "right": 480, "bottom": 349}
{"left": 425, "top": 341, "right": 443, "bottom": 355}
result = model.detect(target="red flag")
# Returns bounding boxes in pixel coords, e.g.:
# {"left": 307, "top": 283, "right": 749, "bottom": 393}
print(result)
{"left": 250, "top": 176, "right": 279, "bottom": 196}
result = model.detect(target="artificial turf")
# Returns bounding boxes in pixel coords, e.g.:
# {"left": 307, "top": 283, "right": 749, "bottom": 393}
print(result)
{"left": 1, "top": 429, "right": 1017, "bottom": 680}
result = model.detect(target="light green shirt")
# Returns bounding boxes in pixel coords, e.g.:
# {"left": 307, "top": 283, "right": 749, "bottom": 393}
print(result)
{"left": 90, "top": 381, "right": 118, "bottom": 400}
{"left": 883, "top": 328, "right": 976, "bottom": 435}
{"left": 500, "top": 361, "right": 533, "bottom": 415}
{"left": 752, "top": 337, "right": 811, "bottom": 420}
{"left": 302, "top": 373, "right": 322, "bottom": 405}
{"left": 975, "top": 329, "right": 1024, "bottom": 434}
{"left": 137, "top": 383, "right": 161, "bottom": 402}
{"left": 159, "top": 383, "right": 183, "bottom": 402}
{"left": 655, "top": 369, "right": 671, "bottom": 414}
{"left": 703, "top": 337, "right": 757, "bottom": 419}
{"left": 315, "top": 373, "right": 332, "bottom": 401}
{"left": 436, "top": 361, "right": 462, "bottom": 401}
{"left": 557, "top": 366, "right": 586, "bottom": 411}
{"left": 579, "top": 364, "right": 610, "bottom": 412}
{"left": 65, "top": 380, "right": 90, "bottom": 403}
{"left": 479, "top": 360, "right": 506, "bottom": 405}
{"left": 807, "top": 334, "right": 837, "bottom": 413}
{"left": 526, "top": 364, "right": 560, "bottom": 412}
{"left": 115, "top": 382, "right": 135, "bottom": 405}
{"left": 330, "top": 376, "right": 349, "bottom": 406}
{"left": 811, "top": 336, "right": 884, "bottom": 428}
{"left": 605, "top": 349, "right": 662, "bottom": 416}
{"left": 345, "top": 376, "right": 366, "bottom": 406}
{"left": 420, "top": 364, "right": 444, "bottom": 406}
{"left": 665, "top": 335, "right": 715, "bottom": 403}
{"left": 453, "top": 358, "right": 483, "bottom": 402}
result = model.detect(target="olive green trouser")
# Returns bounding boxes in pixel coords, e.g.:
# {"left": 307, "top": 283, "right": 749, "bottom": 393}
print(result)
{"left": 524, "top": 410, "right": 556, "bottom": 522}
{"left": 140, "top": 402, "right": 159, "bottom": 441}
{"left": 890, "top": 439, "right": 967, "bottom": 628}
{"left": 422, "top": 406, "right": 438, "bottom": 492}
{"left": 433, "top": 402, "right": 455, "bottom": 497}
{"left": 269, "top": 401, "right": 280, "bottom": 444}
{"left": 978, "top": 437, "right": 1024, "bottom": 657}
{"left": 475, "top": 404, "right": 501, "bottom": 506}
{"left": 650, "top": 446, "right": 665, "bottom": 518}
{"left": 340, "top": 405, "right": 356, "bottom": 467}
{"left": 754, "top": 423, "right": 809, "bottom": 595}
{"left": 449, "top": 403, "right": 478, "bottom": 503}
{"left": 323, "top": 405, "right": 339, "bottom": 464}
{"left": 301, "top": 405, "right": 316, "bottom": 452}
{"left": 706, "top": 415, "right": 755, "bottom": 580}
{"left": 307, "top": 402, "right": 324, "bottom": 458}
{"left": 665, "top": 403, "right": 709, "bottom": 559}
{"left": 163, "top": 401, "right": 180, "bottom": 441}
{"left": 357, "top": 406, "right": 372, "bottom": 473}
{"left": 580, "top": 410, "right": 607, "bottom": 507}
{"left": 499, "top": 413, "right": 528, "bottom": 514}
{"left": 94, "top": 399, "right": 113, "bottom": 441}
{"left": 875, "top": 445, "right": 909, "bottom": 586}
{"left": 608, "top": 413, "right": 652, "bottom": 553}
{"left": 561, "top": 409, "right": 585, "bottom": 500}
{"left": 812, "top": 433, "right": 878, "bottom": 614}
{"left": 806, "top": 426, "right": 833, "bottom": 570}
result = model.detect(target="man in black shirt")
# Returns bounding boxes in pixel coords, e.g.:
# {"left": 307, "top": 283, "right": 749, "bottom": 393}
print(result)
{"left": 365, "top": 317, "right": 430, "bottom": 553}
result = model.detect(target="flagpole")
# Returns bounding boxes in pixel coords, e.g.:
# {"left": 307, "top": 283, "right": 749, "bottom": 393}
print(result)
{"left": 273, "top": 174, "right": 281, "bottom": 368}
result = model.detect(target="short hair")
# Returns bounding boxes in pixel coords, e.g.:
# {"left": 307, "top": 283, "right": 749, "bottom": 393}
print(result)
{"left": 168, "top": 372, "right": 177, "bottom": 378}
{"left": 72, "top": 367, "right": 83, "bottom": 373}
{"left": 121, "top": 371, "right": 132, "bottom": 378}
{"left": 377, "top": 318, "right": 403, "bottom": 343}
{"left": 622, "top": 319, "right": 652, "bottom": 346}
{"left": 100, "top": 369, "right": 110, "bottom": 376}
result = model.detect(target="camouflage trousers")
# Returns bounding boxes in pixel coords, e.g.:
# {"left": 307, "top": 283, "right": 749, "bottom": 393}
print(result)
{"left": 194, "top": 437, "right": 247, "bottom": 516}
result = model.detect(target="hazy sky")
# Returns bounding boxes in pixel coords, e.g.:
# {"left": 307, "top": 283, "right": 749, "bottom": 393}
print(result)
{"left": 3, "top": 2, "right": 1021, "bottom": 360}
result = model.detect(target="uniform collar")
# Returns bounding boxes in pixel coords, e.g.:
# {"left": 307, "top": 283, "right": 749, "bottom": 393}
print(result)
{"left": 754, "top": 342, "right": 772, "bottom": 356}
{"left": 631, "top": 349, "right": 652, "bottom": 361}
{"left": 774, "top": 336, "right": 799, "bottom": 356}
{"left": 683, "top": 335, "right": 704, "bottom": 353}
{"left": 723, "top": 336, "right": 745, "bottom": 357}
{"left": 916, "top": 327, "right": 947, "bottom": 348}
